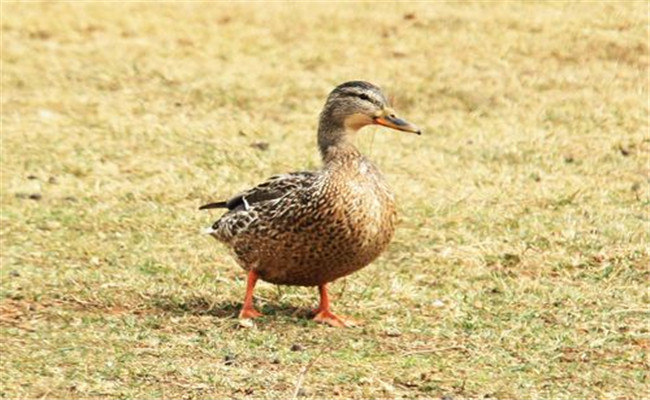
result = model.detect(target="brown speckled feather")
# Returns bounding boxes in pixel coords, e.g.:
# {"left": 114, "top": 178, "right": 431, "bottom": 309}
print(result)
{"left": 206, "top": 146, "right": 396, "bottom": 286}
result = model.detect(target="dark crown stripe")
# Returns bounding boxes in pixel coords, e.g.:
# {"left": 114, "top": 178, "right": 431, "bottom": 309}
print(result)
{"left": 335, "top": 81, "right": 378, "bottom": 92}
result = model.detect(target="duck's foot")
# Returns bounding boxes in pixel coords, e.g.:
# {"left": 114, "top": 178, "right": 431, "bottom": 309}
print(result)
{"left": 239, "top": 307, "right": 263, "bottom": 319}
{"left": 312, "top": 309, "right": 358, "bottom": 327}
{"left": 238, "top": 270, "right": 262, "bottom": 319}
{"left": 310, "top": 284, "right": 361, "bottom": 327}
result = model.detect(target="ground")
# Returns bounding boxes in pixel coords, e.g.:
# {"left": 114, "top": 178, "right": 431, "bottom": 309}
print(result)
{"left": 1, "top": 2, "right": 648, "bottom": 399}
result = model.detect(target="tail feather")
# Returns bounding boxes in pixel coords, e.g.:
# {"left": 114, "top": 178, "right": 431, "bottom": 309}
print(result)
{"left": 199, "top": 201, "right": 227, "bottom": 210}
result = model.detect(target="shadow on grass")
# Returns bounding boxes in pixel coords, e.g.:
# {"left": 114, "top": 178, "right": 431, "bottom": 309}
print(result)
{"left": 148, "top": 295, "right": 308, "bottom": 319}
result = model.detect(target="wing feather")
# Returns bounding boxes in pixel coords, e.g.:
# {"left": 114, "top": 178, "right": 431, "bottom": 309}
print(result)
{"left": 199, "top": 171, "right": 317, "bottom": 212}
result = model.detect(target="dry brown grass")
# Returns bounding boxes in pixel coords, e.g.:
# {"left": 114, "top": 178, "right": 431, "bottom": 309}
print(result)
{"left": 1, "top": 2, "right": 649, "bottom": 399}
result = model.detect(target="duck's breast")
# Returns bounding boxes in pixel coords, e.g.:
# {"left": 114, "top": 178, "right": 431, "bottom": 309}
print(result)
{"left": 340, "top": 158, "right": 396, "bottom": 253}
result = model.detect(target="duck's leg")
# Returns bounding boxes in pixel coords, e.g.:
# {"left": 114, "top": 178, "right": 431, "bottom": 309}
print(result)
{"left": 239, "top": 270, "right": 263, "bottom": 319}
{"left": 312, "top": 284, "right": 358, "bottom": 327}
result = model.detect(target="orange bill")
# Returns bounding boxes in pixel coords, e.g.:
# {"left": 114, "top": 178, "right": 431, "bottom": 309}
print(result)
{"left": 373, "top": 111, "right": 421, "bottom": 134}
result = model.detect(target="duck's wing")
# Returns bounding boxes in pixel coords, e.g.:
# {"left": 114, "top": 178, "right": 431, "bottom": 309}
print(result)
{"left": 199, "top": 171, "right": 318, "bottom": 212}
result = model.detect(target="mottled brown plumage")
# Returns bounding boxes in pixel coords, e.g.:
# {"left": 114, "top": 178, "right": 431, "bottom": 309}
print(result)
{"left": 201, "top": 81, "right": 420, "bottom": 326}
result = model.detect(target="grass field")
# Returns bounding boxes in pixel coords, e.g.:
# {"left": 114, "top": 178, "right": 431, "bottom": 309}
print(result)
{"left": 1, "top": 2, "right": 649, "bottom": 399}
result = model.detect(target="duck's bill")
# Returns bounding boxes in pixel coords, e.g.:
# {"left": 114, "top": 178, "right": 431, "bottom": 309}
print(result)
{"left": 373, "top": 114, "right": 421, "bottom": 135}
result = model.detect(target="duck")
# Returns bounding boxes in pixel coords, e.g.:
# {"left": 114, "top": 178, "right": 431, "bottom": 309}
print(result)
{"left": 200, "top": 81, "right": 420, "bottom": 327}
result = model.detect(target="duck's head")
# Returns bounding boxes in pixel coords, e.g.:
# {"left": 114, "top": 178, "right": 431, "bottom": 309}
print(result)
{"left": 318, "top": 81, "right": 420, "bottom": 155}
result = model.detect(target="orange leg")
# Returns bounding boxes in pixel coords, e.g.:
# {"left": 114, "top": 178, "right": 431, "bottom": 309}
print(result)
{"left": 239, "top": 270, "right": 263, "bottom": 319}
{"left": 312, "top": 284, "right": 358, "bottom": 327}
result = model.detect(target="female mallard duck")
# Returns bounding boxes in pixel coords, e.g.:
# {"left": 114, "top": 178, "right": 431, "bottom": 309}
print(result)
{"left": 200, "top": 81, "right": 420, "bottom": 327}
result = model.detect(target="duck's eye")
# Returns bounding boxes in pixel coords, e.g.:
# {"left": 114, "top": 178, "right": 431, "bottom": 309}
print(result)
{"left": 357, "top": 93, "right": 371, "bottom": 102}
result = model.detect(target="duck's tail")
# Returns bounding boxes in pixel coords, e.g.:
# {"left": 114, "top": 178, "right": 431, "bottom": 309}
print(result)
{"left": 198, "top": 201, "right": 227, "bottom": 210}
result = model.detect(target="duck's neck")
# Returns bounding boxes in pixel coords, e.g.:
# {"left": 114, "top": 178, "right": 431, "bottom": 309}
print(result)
{"left": 318, "top": 114, "right": 362, "bottom": 165}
